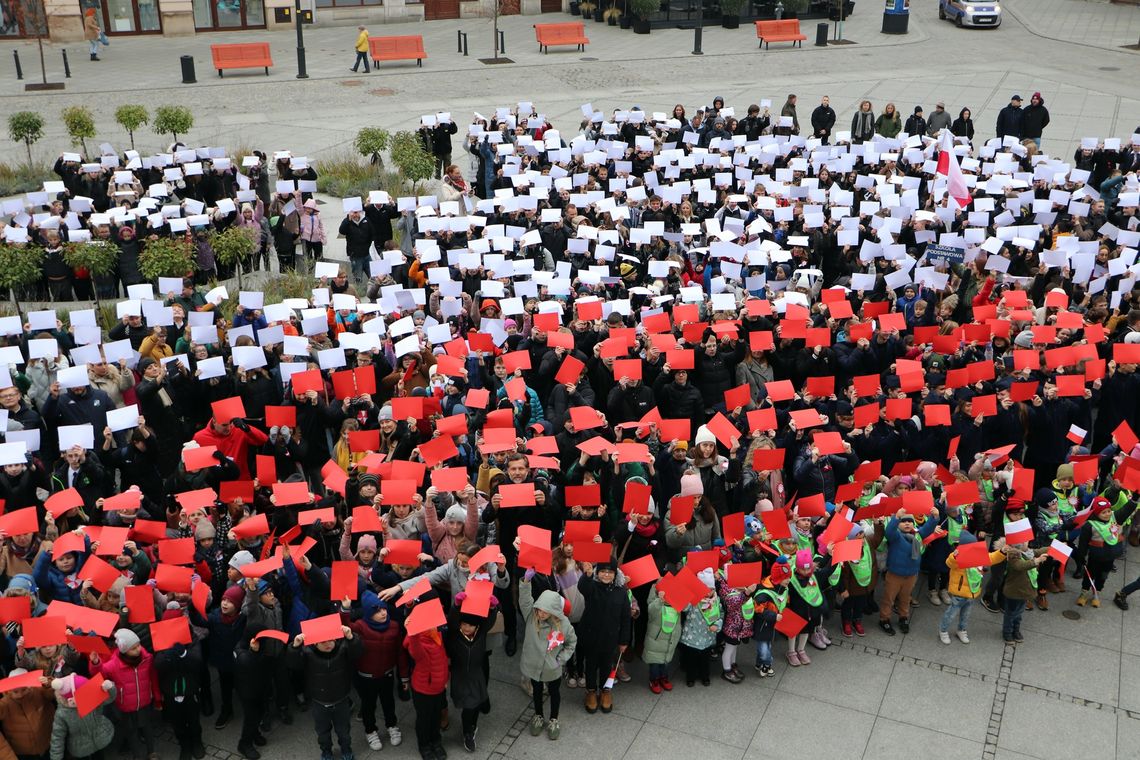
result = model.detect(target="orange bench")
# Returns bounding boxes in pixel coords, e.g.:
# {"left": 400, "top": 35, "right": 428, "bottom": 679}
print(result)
{"left": 534, "top": 22, "right": 589, "bottom": 53}
{"left": 369, "top": 35, "right": 427, "bottom": 68}
{"left": 210, "top": 42, "right": 273, "bottom": 77}
{"left": 754, "top": 19, "right": 807, "bottom": 49}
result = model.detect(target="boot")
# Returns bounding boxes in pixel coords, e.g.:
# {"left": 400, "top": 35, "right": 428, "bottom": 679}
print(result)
{"left": 1076, "top": 591, "right": 1089, "bottom": 607}
{"left": 584, "top": 689, "right": 598, "bottom": 713}
{"left": 818, "top": 626, "right": 832, "bottom": 645}
{"left": 1055, "top": 576, "right": 1066, "bottom": 592}
{"left": 237, "top": 743, "right": 261, "bottom": 760}
{"left": 1035, "top": 593, "right": 1049, "bottom": 611}
{"left": 599, "top": 688, "right": 613, "bottom": 713}
{"left": 90, "top": 53, "right": 99, "bottom": 61}
{"left": 439, "top": 707, "right": 449, "bottom": 731}
{"left": 807, "top": 629, "right": 828, "bottom": 650}
{"left": 649, "top": 678, "right": 662, "bottom": 694}
{"left": 1115, "top": 591, "right": 1130, "bottom": 611}
{"left": 1044, "top": 577, "right": 1060, "bottom": 594}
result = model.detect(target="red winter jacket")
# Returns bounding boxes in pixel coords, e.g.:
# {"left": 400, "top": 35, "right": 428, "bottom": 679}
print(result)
{"left": 99, "top": 648, "right": 161, "bottom": 712}
{"left": 192, "top": 421, "right": 268, "bottom": 479}
{"left": 340, "top": 612, "right": 408, "bottom": 679}
{"left": 403, "top": 631, "right": 448, "bottom": 695}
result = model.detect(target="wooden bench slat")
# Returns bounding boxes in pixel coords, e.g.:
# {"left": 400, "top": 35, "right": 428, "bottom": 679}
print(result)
{"left": 534, "top": 22, "right": 590, "bottom": 53}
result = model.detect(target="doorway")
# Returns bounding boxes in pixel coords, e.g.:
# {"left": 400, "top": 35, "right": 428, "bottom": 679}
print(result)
{"left": 193, "top": 0, "right": 265, "bottom": 29}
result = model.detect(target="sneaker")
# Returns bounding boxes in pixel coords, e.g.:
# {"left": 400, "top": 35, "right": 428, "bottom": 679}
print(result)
{"left": 649, "top": 678, "right": 662, "bottom": 694}
{"left": 616, "top": 663, "right": 632, "bottom": 683}
{"left": 842, "top": 621, "right": 853, "bottom": 637}
{"left": 898, "top": 618, "right": 910, "bottom": 634}
{"left": 853, "top": 620, "right": 866, "bottom": 637}
{"left": 320, "top": 753, "right": 334, "bottom": 760}
{"left": 236, "top": 743, "right": 261, "bottom": 760}
{"left": 1012, "top": 631, "right": 1024, "bottom": 643}
{"left": 807, "top": 630, "right": 828, "bottom": 650}
{"left": 796, "top": 649, "right": 811, "bottom": 665}
{"left": 214, "top": 709, "right": 232, "bottom": 730}
{"left": 1115, "top": 592, "right": 1130, "bottom": 611}
{"left": 760, "top": 665, "right": 775, "bottom": 678}
{"left": 462, "top": 732, "right": 476, "bottom": 752}
{"left": 659, "top": 676, "right": 673, "bottom": 691}
{"left": 939, "top": 589, "right": 953, "bottom": 605}
{"left": 530, "top": 714, "right": 545, "bottom": 736}
{"left": 939, "top": 631, "right": 951, "bottom": 645}
{"left": 387, "top": 726, "right": 403, "bottom": 746}
{"left": 818, "top": 626, "right": 832, "bottom": 645}
{"left": 928, "top": 590, "right": 942, "bottom": 606}
{"left": 879, "top": 620, "right": 896, "bottom": 636}
{"left": 981, "top": 597, "right": 999, "bottom": 613}
{"left": 366, "top": 731, "right": 383, "bottom": 751}
{"left": 546, "top": 718, "right": 560, "bottom": 741}
{"left": 786, "top": 650, "right": 802, "bottom": 667}
{"left": 721, "top": 669, "right": 743, "bottom": 684}
{"left": 957, "top": 630, "right": 970, "bottom": 644}
{"left": 754, "top": 661, "right": 764, "bottom": 674}
{"left": 566, "top": 675, "right": 579, "bottom": 688}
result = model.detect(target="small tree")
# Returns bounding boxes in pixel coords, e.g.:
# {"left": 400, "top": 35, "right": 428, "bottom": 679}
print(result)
{"left": 8, "top": 111, "right": 45, "bottom": 165}
{"left": 152, "top": 106, "right": 194, "bottom": 144}
{"left": 390, "top": 131, "right": 435, "bottom": 195}
{"left": 0, "top": 244, "right": 46, "bottom": 322}
{"left": 354, "top": 128, "right": 390, "bottom": 168}
{"left": 61, "top": 106, "right": 97, "bottom": 158}
{"left": 114, "top": 105, "right": 149, "bottom": 151}
{"left": 64, "top": 241, "right": 117, "bottom": 315}
{"left": 210, "top": 226, "right": 256, "bottom": 290}
{"left": 139, "top": 236, "right": 195, "bottom": 280}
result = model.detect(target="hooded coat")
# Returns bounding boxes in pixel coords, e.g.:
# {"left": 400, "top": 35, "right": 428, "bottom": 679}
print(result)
{"left": 518, "top": 580, "right": 577, "bottom": 682}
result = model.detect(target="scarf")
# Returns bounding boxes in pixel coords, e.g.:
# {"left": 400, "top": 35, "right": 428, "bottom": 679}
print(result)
{"left": 633, "top": 521, "right": 657, "bottom": 538}
{"left": 900, "top": 529, "right": 921, "bottom": 560}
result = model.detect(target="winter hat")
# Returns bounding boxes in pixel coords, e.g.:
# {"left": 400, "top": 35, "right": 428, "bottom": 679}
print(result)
{"left": 222, "top": 585, "right": 245, "bottom": 607}
{"left": 1091, "top": 496, "right": 1113, "bottom": 514}
{"left": 697, "top": 568, "right": 716, "bottom": 590}
{"left": 358, "top": 473, "right": 380, "bottom": 489}
{"left": 355, "top": 534, "right": 378, "bottom": 553}
{"left": 137, "top": 357, "right": 156, "bottom": 374}
{"left": 957, "top": 531, "right": 977, "bottom": 545}
{"left": 228, "top": 550, "right": 255, "bottom": 570}
{"left": 51, "top": 673, "right": 87, "bottom": 699}
{"left": 195, "top": 521, "right": 216, "bottom": 540}
{"left": 794, "top": 549, "right": 814, "bottom": 572}
{"left": 377, "top": 405, "right": 394, "bottom": 421}
{"left": 480, "top": 298, "right": 499, "bottom": 313}
{"left": 256, "top": 580, "right": 274, "bottom": 596}
{"left": 673, "top": 440, "right": 689, "bottom": 451}
{"left": 114, "top": 628, "right": 141, "bottom": 653}
{"left": 1035, "top": 488, "right": 1058, "bottom": 508}
{"left": 444, "top": 505, "right": 467, "bottom": 524}
{"left": 1013, "top": 330, "right": 1034, "bottom": 348}
{"left": 694, "top": 425, "right": 716, "bottom": 447}
{"left": 847, "top": 524, "right": 866, "bottom": 540}
{"left": 769, "top": 561, "right": 792, "bottom": 586}
{"left": 1055, "top": 463, "right": 1074, "bottom": 481}
{"left": 162, "top": 601, "right": 184, "bottom": 622}
{"left": 679, "top": 472, "right": 704, "bottom": 497}
{"left": 1005, "top": 496, "right": 1026, "bottom": 513}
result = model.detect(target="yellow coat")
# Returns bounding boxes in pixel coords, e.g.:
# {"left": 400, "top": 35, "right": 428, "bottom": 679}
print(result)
{"left": 355, "top": 30, "right": 369, "bottom": 53}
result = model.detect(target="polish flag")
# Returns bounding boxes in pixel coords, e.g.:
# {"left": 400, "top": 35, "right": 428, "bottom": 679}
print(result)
{"left": 937, "top": 130, "right": 971, "bottom": 210}
{"left": 1067, "top": 424, "right": 1088, "bottom": 445}
{"left": 1004, "top": 517, "right": 1033, "bottom": 545}
{"left": 1047, "top": 539, "right": 1073, "bottom": 568}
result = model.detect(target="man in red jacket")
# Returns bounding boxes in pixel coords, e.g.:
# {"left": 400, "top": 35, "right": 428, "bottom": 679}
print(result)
{"left": 192, "top": 415, "right": 268, "bottom": 479}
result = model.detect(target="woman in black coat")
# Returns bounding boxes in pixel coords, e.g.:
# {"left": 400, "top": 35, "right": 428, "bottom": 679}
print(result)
{"left": 951, "top": 108, "right": 975, "bottom": 142}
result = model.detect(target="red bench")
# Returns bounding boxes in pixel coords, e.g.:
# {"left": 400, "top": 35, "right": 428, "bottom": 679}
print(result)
{"left": 755, "top": 19, "right": 807, "bottom": 49}
{"left": 210, "top": 42, "right": 273, "bottom": 77}
{"left": 369, "top": 35, "right": 427, "bottom": 68}
{"left": 534, "top": 22, "right": 590, "bottom": 53}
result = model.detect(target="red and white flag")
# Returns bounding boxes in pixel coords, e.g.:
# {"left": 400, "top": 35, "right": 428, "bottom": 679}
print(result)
{"left": 1047, "top": 539, "right": 1072, "bottom": 567}
{"left": 1004, "top": 517, "right": 1033, "bottom": 545}
{"left": 937, "top": 130, "right": 971, "bottom": 210}
{"left": 1067, "top": 424, "right": 1087, "bottom": 445}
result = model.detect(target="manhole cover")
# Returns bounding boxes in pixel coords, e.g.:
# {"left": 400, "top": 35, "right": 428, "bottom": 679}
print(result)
{"left": 1099, "top": 66, "right": 1120, "bottom": 71}
{"left": 580, "top": 56, "right": 598, "bottom": 60}
{"left": 339, "top": 80, "right": 363, "bottom": 86}
{"left": 479, "top": 57, "right": 514, "bottom": 64}
{"left": 368, "top": 88, "right": 396, "bottom": 96}
{"left": 1061, "top": 610, "right": 1081, "bottom": 620}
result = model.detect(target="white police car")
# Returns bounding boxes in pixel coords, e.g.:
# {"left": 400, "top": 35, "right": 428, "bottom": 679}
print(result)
{"left": 938, "top": 0, "right": 1002, "bottom": 27}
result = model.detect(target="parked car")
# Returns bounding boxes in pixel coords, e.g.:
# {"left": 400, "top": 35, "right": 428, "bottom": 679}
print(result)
{"left": 938, "top": 0, "right": 1001, "bottom": 27}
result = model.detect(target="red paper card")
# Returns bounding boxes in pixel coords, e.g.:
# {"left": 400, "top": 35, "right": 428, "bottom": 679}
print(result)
{"left": 830, "top": 539, "right": 864, "bottom": 564}
{"left": 211, "top": 396, "right": 246, "bottom": 424}
{"left": 405, "top": 597, "right": 447, "bottom": 636}
{"left": 383, "top": 539, "right": 423, "bottom": 566}
{"left": 954, "top": 542, "right": 993, "bottom": 569}
{"left": 124, "top": 584, "right": 156, "bottom": 624}
{"left": 380, "top": 479, "right": 417, "bottom": 506}
{"left": 254, "top": 629, "right": 290, "bottom": 643}
{"left": 176, "top": 488, "right": 217, "bottom": 513}
{"left": 46, "top": 601, "right": 116, "bottom": 636}
{"left": 182, "top": 446, "right": 219, "bottom": 472}
{"left": 706, "top": 412, "right": 741, "bottom": 449}
{"left": 231, "top": 513, "right": 269, "bottom": 540}
{"left": 396, "top": 575, "right": 433, "bottom": 607}
{"left": 760, "top": 510, "right": 792, "bottom": 540}
{"left": 499, "top": 483, "right": 537, "bottom": 508}
{"left": 351, "top": 506, "right": 384, "bottom": 533}
{"left": 460, "top": 579, "right": 494, "bottom": 617}
{"left": 774, "top": 608, "right": 808, "bottom": 638}
{"left": 155, "top": 564, "right": 193, "bottom": 593}
{"left": 615, "top": 554, "right": 658, "bottom": 588}
{"left": 0, "top": 669, "right": 44, "bottom": 693}
{"left": 330, "top": 561, "right": 359, "bottom": 601}
{"left": 45, "top": 488, "right": 84, "bottom": 519}
{"left": 418, "top": 436, "right": 458, "bottom": 467}
{"left": 158, "top": 537, "right": 196, "bottom": 565}
{"left": 22, "top": 615, "right": 67, "bottom": 648}
{"left": 726, "top": 562, "right": 765, "bottom": 588}
{"left": 273, "top": 481, "right": 311, "bottom": 506}
{"left": 466, "top": 545, "right": 504, "bottom": 572}
{"left": 944, "top": 481, "right": 979, "bottom": 507}
{"left": 265, "top": 406, "right": 297, "bottom": 428}
{"left": 0, "top": 596, "right": 32, "bottom": 624}
{"left": 300, "top": 613, "right": 345, "bottom": 645}
{"left": 74, "top": 672, "right": 111, "bottom": 718}
{"left": 570, "top": 541, "right": 612, "bottom": 563}
{"left": 622, "top": 481, "right": 652, "bottom": 515}
{"left": 103, "top": 490, "right": 143, "bottom": 512}
{"left": 431, "top": 467, "right": 470, "bottom": 492}
{"left": 239, "top": 555, "right": 283, "bottom": 578}
{"left": 77, "top": 555, "right": 120, "bottom": 593}
{"left": 518, "top": 541, "right": 553, "bottom": 574}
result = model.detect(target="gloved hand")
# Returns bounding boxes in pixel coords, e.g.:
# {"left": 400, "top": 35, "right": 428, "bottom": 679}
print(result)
{"left": 213, "top": 450, "right": 228, "bottom": 462}
{"left": 231, "top": 418, "right": 249, "bottom": 432}
{"left": 523, "top": 568, "right": 536, "bottom": 582}
{"left": 101, "top": 679, "right": 115, "bottom": 692}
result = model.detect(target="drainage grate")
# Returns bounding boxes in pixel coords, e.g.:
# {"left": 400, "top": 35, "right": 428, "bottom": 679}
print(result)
{"left": 479, "top": 57, "right": 515, "bottom": 64}
{"left": 580, "top": 56, "right": 598, "bottom": 60}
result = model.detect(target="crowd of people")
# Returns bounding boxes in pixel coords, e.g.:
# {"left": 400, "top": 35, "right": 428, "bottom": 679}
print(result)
{"left": 0, "top": 91, "right": 1139, "bottom": 760}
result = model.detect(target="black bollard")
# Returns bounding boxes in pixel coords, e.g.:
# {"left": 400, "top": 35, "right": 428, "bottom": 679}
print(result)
{"left": 498, "top": 29, "right": 505, "bottom": 54}
{"left": 13, "top": 49, "right": 23, "bottom": 80}
{"left": 62, "top": 49, "right": 71, "bottom": 78}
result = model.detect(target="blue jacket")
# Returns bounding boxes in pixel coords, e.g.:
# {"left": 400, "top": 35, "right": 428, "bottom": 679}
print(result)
{"left": 32, "top": 537, "right": 91, "bottom": 605}
{"left": 883, "top": 516, "right": 938, "bottom": 576}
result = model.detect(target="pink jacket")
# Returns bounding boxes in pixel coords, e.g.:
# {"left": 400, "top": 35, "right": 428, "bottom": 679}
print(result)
{"left": 299, "top": 210, "right": 326, "bottom": 244}
{"left": 424, "top": 498, "right": 479, "bottom": 563}
{"left": 99, "top": 649, "right": 160, "bottom": 712}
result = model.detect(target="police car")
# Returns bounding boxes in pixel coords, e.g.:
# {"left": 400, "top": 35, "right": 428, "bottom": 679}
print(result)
{"left": 938, "top": 0, "right": 1002, "bottom": 27}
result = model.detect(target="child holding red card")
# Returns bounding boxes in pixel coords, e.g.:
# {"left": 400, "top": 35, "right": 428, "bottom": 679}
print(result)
{"left": 678, "top": 568, "right": 721, "bottom": 686}
{"left": 752, "top": 561, "right": 791, "bottom": 677}
{"left": 942, "top": 533, "right": 1005, "bottom": 644}
{"left": 786, "top": 550, "right": 825, "bottom": 665}
{"left": 644, "top": 581, "right": 683, "bottom": 693}
{"left": 519, "top": 576, "right": 576, "bottom": 741}
{"left": 48, "top": 672, "right": 117, "bottom": 760}
{"left": 714, "top": 567, "right": 754, "bottom": 683}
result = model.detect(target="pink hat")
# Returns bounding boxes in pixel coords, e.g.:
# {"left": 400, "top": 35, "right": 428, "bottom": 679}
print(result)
{"left": 680, "top": 472, "right": 704, "bottom": 498}
{"left": 356, "top": 534, "right": 378, "bottom": 553}
{"left": 795, "top": 549, "right": 814, "bottom": 572}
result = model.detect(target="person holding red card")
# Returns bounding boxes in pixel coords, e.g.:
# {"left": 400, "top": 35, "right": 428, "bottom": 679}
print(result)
{"left": 942, "top": 532, "right": 1006, "bottom": 645}
{"left": 153, "top": 607, "right": 207, "bottom": 760}
{"left": 444, "top": 593, "right": 500, "bottom": 750}
{"left": 340, "top": 591, "right": 405, "bottom": 753}
{"left": 192, "top": 412, "right": 267, "bottom": 481}
{"left": 826, "top": 522, "right": 885, "bottom": 639}
{"left": 643, "top": 580, "right": 682, "bottom": 693}
{"left": 94, "top": 629, "right": 161, "bottom": 760}
{"left": 678, "top": 568, "right": 722, "bottom": 687}
{"left": 32, "top": 532, "right": 90, "bottom": 607}
{"left": 48, "top": 672, "right": 117, "bottom": 760}
{"left": 1075, "top": 495, "right": 1136, "bottom": 609}
{"left": 786, "top": 550, "right": 826, "bottom": 666}
{"left": 751, "top": 561, "right": 792, "bottom": 678}
{"left": 287, "top": 621, "right": 363, "bottom": 760}
{"left": 518, "top": 575, "right": 575, "bottom": 741}
{"left": 402, "top": 604, "right": 449, "bottom": 760}
{"left": 576, "top": 560, "right": 630, "bottom": 713}
{"left": 713, "top": 567, "right": 754, "bottom": 684}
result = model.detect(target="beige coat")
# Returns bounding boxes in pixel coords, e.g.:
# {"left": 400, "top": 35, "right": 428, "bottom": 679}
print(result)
{"left": 83, "top": 15, "right": 100, "bottom": 41}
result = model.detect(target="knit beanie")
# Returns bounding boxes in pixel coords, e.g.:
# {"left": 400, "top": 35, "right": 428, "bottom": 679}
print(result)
{"left": 228, "top": 550, "right": 255, "bottom": 570}
{"left": 356, "top": 534, "right": 378, "bottom": 553}
{"left": 697, "top": 567, "right": 716, "bottom": 590}
{"left": 444, "top": 505, "right": 467, "bottom": 524}
{"left": 694, "top": 425, "right": 716, "bottom": 447}
{"left": 222, "top": 585, "right": 246, "bottom": 607}
{"left": 114, "top": 628, "right": 141, "bottom": 653}
{"left": 195, "top": 521, "right": 216, "bottom": 541}
{"left": 679, "top": 472, "right": 704, "bottom": 497}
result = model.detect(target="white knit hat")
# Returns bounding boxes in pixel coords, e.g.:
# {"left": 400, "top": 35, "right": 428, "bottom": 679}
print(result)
{"left": 694, "top": 425, "right": 716, "bottom": 447}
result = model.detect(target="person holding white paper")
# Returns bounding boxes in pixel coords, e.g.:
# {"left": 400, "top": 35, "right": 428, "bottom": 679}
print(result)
{"left": 88, "top": 357, "right": 136, "bottom": 409}
{"left": 269, "top": 190, "right": 302, "bottom": 273}
{"left": 299, "top": 199, "right": 327, "bottom": 261}
{"left": 50, "top": 445, "right": 107, "bottom": 524}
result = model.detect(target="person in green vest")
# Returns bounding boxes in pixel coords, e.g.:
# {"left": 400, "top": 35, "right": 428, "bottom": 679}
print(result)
{"left": 1030, "top": 487, "right": 1078, "bottom": 609}
{"left": 786, "top": 550, "right": 826, "bottom": 666}
{"left": 643, "top": 581, "right": 683, "bottom": 693}
{"left": 678, "top": 568, "right": 722, "bottom": 687}
{"left": 1000, "top": 541, "right": 1048, "bottom": 643}
{"left": 826, "top": 521, "right": 885, "bottom": 638}
{"left": 1075, "top": 495, "right": 1137, "bottom": 607}
{"left": 941, "top": 532, "right": 1006, "bottom": 644}
{"left": 752, "top": 561, "right": 791, "bottom": 677}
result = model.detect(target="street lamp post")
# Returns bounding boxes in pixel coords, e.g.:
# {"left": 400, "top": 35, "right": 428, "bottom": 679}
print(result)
{"left": 692, "top": 0, "right": 703, "bottom": 54}
{"left": 295, "top": 0, "right": 308, "bottom": 79}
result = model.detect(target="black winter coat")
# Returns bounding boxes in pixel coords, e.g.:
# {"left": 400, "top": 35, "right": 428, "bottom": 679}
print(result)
{"left": 287, "top": 635, "right": 364, "bottom": 706}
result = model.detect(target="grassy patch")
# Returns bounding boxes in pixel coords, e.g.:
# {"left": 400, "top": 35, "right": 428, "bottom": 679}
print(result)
{"left": 0, "top": 162, "right": 54, "bottom": 197}
{"left": 315, "top": 149, "right": 406, "bottom": 199}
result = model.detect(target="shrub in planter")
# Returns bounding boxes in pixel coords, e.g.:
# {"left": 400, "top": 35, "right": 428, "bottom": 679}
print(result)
{"left": 720, "top": 0, "right": 744, "bottom": 26}
{"left": 629, "top": 0, "right": 656, "bottom": 32}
